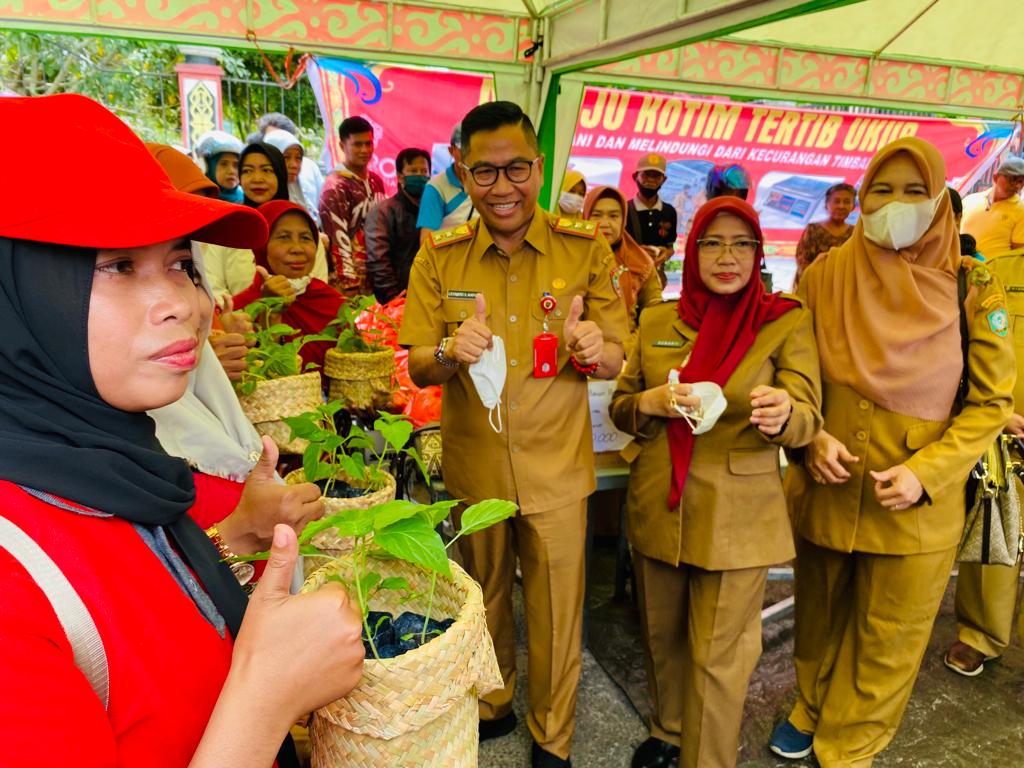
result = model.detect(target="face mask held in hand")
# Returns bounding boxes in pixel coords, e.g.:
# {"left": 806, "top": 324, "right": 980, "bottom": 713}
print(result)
{"left": 860, "top": 193, "right": 941, "bottom": 251}
{"left": 668, "top": 370, "right": 728, "bottom": 435}
{"left": 469, "top": 335, "right": 507, "bottom": 433}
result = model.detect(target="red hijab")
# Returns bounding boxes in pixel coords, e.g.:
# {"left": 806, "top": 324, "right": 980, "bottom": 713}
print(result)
{"left": 666, "top": 197, "right": 798, "bottom": 508}
{"left": 251, "top": 200, "right": 343, "bottom": 372}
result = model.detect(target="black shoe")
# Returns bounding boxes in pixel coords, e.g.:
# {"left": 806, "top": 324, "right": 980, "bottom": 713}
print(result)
{"left": 479, "top": 711, "right": 517, "bottom": 742}
{"left": 631, "top": 736, "right": 680, "bottom": 768}
{"left": 531, "top": 742, "right": 572, "bottom": 767}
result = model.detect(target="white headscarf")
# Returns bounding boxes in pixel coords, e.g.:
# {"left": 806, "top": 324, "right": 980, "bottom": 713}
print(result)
{"left": 147, "top": 244, "right": 264, "bottom": 482}
{"left": 262, "top": 129, "right": 320, "bottom": 226}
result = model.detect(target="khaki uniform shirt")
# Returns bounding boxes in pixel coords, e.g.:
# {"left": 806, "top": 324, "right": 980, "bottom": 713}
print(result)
{"left": 961, "top": 189, "right": 1024, "bottom": 258}
{"left": 399, "top": 211, "right": 628, "bottom": 515}
{"left": 790, "top": 264, "right": 1015, "bottom": 555}
{"left": 986, "top": 253, "right": 1024, "bottom": 410}
{"left": 610, "top": 300, "right": 823, "bottom": 571}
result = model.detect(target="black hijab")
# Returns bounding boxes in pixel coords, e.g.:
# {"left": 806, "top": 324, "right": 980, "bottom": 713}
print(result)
{"left": 0, "top": 237, "right": 247, "bottom": 634}
{"left": 239, "top": 143, "right": 290, "bottom": 208}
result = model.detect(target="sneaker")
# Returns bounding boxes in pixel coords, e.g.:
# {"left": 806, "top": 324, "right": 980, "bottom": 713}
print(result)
{"left": 943, "top": 640, "right": 989, "bottom": 677}
{"left": 769, "top": 720, "right": 813, "bottom": 760}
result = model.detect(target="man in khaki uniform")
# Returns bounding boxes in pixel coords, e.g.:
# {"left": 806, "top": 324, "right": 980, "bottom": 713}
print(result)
{"left": 945, "top": 250, "right": 1024, "bottom": 676}
{"left": 960, "top": 156, "right": 1024, "bottom": 258}
{"left": 399, "top": 101, "right": 627, "bottom": 768}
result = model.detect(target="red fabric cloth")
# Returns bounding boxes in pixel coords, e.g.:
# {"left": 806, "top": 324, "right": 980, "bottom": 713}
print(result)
{"left": 0, "top": 475, "right": 244, "bottom": 766}
{"left": 667, "top": 197, "right": 798, "bottom": 508}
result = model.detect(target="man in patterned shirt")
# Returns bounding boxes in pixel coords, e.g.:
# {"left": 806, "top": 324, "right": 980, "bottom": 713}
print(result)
{"left": 319, "top": 116, "right": 386, "bottom": 296}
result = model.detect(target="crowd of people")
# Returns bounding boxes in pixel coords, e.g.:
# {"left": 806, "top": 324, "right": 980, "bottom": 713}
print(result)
{"left": 1, "top": 88, "right": 1023, "bottom": 768}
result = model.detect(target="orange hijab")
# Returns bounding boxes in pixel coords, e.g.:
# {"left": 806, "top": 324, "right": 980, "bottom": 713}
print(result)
{"left": 800, "top": 136, "right": 961, "bottom": 421}
{"left": 583, "top": 185, "right": 654, "bottom": 313}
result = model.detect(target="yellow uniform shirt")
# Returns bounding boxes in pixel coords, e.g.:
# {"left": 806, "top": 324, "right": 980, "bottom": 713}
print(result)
{"left": 986, "top": 252, "right": 1024, "bottom": 411}
{"left": 399, "top": 211, "right": 629, "bottom": 515}
{"left": 961, "top": 189, "right": 1024, "bottom": 258}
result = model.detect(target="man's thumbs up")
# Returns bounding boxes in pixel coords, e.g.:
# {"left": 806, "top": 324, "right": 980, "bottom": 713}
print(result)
{"left": 474, "top": 292, "right": 487, "bottom": 323}
{"left": 446, "top": 293, "right": 493, "bottom": 366}
{"left": 563, "top": 295, "right": 584, "bottom": 338}
{"left": 563, "top": 294, "right": 606, "bottom": 370}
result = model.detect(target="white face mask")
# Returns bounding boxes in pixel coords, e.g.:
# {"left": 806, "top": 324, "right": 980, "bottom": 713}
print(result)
{"left": 469, "top": 335, "right": 507, "bottom": 433}
{"left": 668, "top": 371, "right": 728, "bottom": 435}
{"left": 287, "top": 275, "right": 313, "bottom": 296}
{"left": 559, "top": 191, "right": 584, "bottom": 214}
{"left": 860, "top": 193, "right": 941, "bottom": 251}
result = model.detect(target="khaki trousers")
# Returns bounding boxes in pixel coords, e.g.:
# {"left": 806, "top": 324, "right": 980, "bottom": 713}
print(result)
{"left": 789, "top": 537, "right": 955, "bottom": 768}
{"left": 954, "top": 560, "right": 1022, "bottom": 657}
{"left": 634, "top": 551, "right": 768, "bottom": 768}
{"left": 455, "top": 499, "right": 586, "bottom": 760}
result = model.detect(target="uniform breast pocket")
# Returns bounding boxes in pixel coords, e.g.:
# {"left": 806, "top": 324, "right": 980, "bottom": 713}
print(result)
{"left": 728, "top": 448, "right": 779, "bottom": 476}
{"left": 905, "top": 420, "right": 948, "bottom": 451}
{"left": 529, "top": 293, "right": 574, "bottom": 334}
{"left": 442, "top": 299, "right": 486, "bottom": 336}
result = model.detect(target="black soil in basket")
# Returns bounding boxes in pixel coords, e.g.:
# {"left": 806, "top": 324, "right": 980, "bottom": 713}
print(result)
{"left": 363, "top": 610, "right": 455, "bottom": 659}
{"left": 315, "top": 478, "right": 372, "bottom": 500}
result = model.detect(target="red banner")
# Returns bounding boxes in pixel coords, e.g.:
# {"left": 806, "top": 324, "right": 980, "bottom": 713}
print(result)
{"left": 308, "top": 58, "right": 494, "bottom": 197}
{"left": 568, "top": 87, "right": 1014, "bottom": 288}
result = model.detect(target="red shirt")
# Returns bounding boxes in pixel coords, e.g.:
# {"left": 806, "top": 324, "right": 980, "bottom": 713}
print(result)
{"left": 0, "top": 475, "right": 244, "bottom": 766}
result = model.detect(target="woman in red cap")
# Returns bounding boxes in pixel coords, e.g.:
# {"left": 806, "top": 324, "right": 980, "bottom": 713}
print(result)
{"left": 610, "top": 197, "right": 822, "bottom": 768}
{"left": 232, "top": 200, "right": 344, "bottom": 379}
{"left": 0, "top": 94, "right": 363, "bottom": 767}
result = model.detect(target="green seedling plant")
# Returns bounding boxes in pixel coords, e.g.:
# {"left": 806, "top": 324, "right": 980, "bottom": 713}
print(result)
{"left": 236, "top": 296, "right": 334, "bottom": 395}
{"left": 283, "top": 408, "right": 428, "bottom": 497}
{"left": 327, "top": 293, "right": 396, "bottom": 353}
{"left": 234, "top": 496, "right": 518, "bottom": 658}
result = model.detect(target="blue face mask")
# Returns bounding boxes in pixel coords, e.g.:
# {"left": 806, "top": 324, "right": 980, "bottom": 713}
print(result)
{"left": 403, "top": 174, "right": 429, "bottom": 197}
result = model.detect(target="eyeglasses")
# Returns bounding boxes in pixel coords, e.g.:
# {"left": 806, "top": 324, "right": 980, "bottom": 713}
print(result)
{"left": 696, "top": 238, "right": 760, "bottom": 258}
{"left": 460, "top": 158, "right": 539, "bottom": 187}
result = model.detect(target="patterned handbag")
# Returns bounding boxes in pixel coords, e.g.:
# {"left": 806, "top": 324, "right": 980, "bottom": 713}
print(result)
{"left": 958, "top": 435, "right": 1024, "bottom": 566}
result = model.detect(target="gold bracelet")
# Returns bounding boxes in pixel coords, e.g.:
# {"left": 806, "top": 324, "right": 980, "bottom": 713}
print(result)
{"left": 206, "top": 524, "right": 255, "bottom": 587}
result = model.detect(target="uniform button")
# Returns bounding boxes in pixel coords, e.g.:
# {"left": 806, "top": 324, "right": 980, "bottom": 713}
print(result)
{"left": 459, "top": 310, "right": 467, "bottom": 319}
{"left": 855, "top": 430, "right": 867, "bottom": 441}
{"left": 509, "top": 359, "right": 518, "bottom": 367}
{"left": 510, "top": 402, "right": 518, "bottom": 411}
{"left": 511, "top": 444, "right": 521, "bottom": 454}
{"left": 554, "top": 310, "right": 563, "bottom": 318}
{"left": 510, "top": 274, "right": 518, "bottom": 283}
{"left": 509, "top": 314, "right": 518, "bottom": 323}
{"left": 858, "top": 400, "right": 870, "bottom": 410}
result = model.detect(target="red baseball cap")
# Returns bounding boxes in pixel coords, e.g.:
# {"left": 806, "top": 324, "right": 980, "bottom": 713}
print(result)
{"left": 0, "top": 94, "right": 267, "bottom": 250}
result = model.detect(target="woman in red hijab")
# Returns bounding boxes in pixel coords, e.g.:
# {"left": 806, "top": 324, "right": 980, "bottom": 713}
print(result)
{"left": 610, "top": 197, "right": 822, "bottom": 768}
{"left": 233, "top": 200, "right": 344, "bottom": 381}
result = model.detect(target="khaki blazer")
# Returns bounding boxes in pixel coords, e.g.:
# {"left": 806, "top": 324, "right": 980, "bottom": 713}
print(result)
{"left": 986, "top": 253, "right": 1024, "bottom": 410}
{"left": 610, "top": 299, "right": 823, "bottom": 571}
{"left": 790, "top": 264, "right": 1016, "bottom": 555}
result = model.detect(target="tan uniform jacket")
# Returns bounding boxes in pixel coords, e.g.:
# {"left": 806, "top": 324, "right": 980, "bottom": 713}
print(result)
{"left": 986, "top": 253, "right": 1024, "bottom": 410}
{"left": 790, "top": 264, "right": 1016, "bottom": 555}
{"left": 610, "top": 300, "right": 823, "bottom": 571}
{"left": 399, "top": 211, "right": 629, "bottom": 515}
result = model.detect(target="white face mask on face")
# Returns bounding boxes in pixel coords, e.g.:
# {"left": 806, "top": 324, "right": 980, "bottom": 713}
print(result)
{"left": 559, "top": 191, "right": 584, "bottom": 214}
{"left": 468, "top": 335, "right": 507, "bottom": 433}
{"left": 860, "top": 193, "right": 941, "bottom": 251}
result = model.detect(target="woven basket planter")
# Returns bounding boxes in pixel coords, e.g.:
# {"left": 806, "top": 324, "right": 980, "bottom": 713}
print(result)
{"left": 325, "top": 348, "right": 395, "bottom": 412}
{"left": 303, "top": 557, "right": 502, "bottom": 768}
{"left": 237, "top": 371, "right": 322, "bottom": 454}
{"left": 285, "top": 468, "right": 396, "bottom": 574}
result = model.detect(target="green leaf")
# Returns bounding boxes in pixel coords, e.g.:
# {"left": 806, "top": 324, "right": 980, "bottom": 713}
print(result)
{"left": 458, "top": 499, "right": 518, "bottom": 538}
{"left": 378, "top": 576, "right": 410, "bottom": 592}
{"left": 337, "top": 452, "right": 366, "bottom": 480}
{"left": 376, "top": 416, "right": 413, "bottom": 452}
{"left": 302, "top": 442, "right": 321, "bottom": 482}
{"left": 359, "top": 571, "right": 382, "bottom": 599}
{"left": 371, "top": 499, "right": 421, "bottom": 529}
{"left": 267, "top": 323, "right": 299, "bottom": 336}
{"left": 330, "top": 508, "right": 375, "bottom": 538}
{"left": 373, "top": 517, "right": 451, "bottom": 577}
{"left": 298, "top": 544, "right": 322, "bottom": 557}
{"left": 418, "top": 499, "right": 460, "bottom": 527}
{"left": 297, "top": 516, "right": 339, "bottom": 545}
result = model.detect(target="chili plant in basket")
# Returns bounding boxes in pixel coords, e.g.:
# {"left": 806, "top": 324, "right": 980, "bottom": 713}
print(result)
{"left": 283, "top": 408, "right": 427, "bottom": 498}
{"left": 235, "top": 296, "right": 334, "bottom": 396}
{"left": 233, "top": 497, "right": 518, "bottom": 659}
{"left": 327, "top": 293, "right": 396, "bottom": 353}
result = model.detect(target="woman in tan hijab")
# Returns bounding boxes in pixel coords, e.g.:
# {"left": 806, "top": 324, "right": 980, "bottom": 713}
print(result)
{"left": 769, "top": 137, "right": 1015, "bottom": 766}
{"left": 584, "top": 186, "right": 663, "bottom": 351}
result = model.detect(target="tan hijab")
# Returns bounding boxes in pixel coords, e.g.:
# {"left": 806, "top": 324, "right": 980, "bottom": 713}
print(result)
{"left": 583, "top": 185, "right": 655, "bottom": 314}
{"left": 800, "top": 136, "right": 961, "bottom": 421}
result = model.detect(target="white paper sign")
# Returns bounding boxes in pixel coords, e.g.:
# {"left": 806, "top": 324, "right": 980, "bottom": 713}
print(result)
{"left": 588, "top": 380, "right": 633, "bottom": 453}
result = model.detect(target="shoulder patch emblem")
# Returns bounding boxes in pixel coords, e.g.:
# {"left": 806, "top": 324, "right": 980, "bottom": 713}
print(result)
{"left": 987, "top": 307, "right": 1009, "bottom": 337}
{"left": 610, "top": 264, "right": 627, "bottom": 297}
{"left": 981, "top": 292, "right": 1006, "bottom": 310}
{"left": 968, "top": 264, "right": 993, "bottom": 288}
{"left": 551, "top": 217, "right": 598, "bottom": 239}
{"left": 429, "top": 222, "right": 475, "bottom": 248}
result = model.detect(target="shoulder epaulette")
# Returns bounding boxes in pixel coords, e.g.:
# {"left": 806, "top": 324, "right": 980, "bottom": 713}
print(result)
{"left": 551, "top": 217, "right": 598, "bottom": 239}
{"left": 429, "top": 221, "right": 476, "bottom": 248}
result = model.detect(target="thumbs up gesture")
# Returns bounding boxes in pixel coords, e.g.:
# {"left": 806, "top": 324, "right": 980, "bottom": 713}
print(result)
{"left": 447, "top": 292, "right": 494, "bottom": 366}
{"left": 215, "top": 436, "right": 325, "bottom": 555}
{"left": 256, "top": 265, "right": 296, "bottom": 302}
{"left": 563, "top": 295, "right": 604, "bottom": 367}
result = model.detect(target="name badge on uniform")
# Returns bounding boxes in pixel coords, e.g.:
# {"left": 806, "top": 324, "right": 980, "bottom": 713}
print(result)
{"left": 447, "top": 290, "right": 479, "bottom": 300}
{"left": 534, "top": 293, "right": 558, "bottom": 378}
{"left": 652, "top": 340, "right": 685, "bottom": 348}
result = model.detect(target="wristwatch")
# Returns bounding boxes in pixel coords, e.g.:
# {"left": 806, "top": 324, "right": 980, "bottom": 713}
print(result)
{"left": 435, "top": 336, "right": 459, "bottom": 368}
{"left": 206, "top": 525, "right": 255, "bottom": 587}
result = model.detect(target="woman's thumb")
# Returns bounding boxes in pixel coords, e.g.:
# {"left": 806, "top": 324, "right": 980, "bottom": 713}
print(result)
{"left": 250, "top": 435, "right": 279, "bottom": 481}
{"left": 254, "top": 524, "right": 297, "bottom": 598}
{"left": 255, "top": 265, "right": 271, "bottom": 282}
